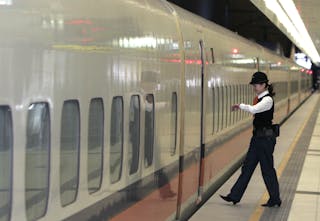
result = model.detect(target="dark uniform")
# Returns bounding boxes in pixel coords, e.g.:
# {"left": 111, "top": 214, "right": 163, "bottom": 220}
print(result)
{"left": 221, "top": 72, "right": 281, "bottom": 207}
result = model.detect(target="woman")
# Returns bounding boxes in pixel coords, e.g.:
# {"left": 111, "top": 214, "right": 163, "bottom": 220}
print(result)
{"left": 220, "top": 71, "right": 281, "bottom": 207}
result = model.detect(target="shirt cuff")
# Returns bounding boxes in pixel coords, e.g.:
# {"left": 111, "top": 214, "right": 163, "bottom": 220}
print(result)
{"left": 239, "top": 103, "right": 246, "bottom": 110}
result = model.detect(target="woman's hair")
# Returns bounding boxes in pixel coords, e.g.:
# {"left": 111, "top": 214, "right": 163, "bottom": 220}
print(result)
{"left": 266, "top": 83, "right": 276, "bottom": 97}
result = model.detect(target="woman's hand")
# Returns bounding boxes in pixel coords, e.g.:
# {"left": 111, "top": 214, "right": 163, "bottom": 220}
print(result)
{"left": 231, "top": 104, "right": 240, "bottom": 111}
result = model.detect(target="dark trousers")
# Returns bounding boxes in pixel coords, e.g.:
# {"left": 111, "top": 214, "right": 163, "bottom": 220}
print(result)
{"left": 229, "top": 135, "right": 280, "bottom": 202}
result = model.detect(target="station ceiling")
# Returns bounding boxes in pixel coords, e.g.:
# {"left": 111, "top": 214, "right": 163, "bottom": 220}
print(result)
{"left": 251, "top": 0, "right": 320, "bottom": 64}
{"left": 168, "top": 0, "right": 292, "bottom": 57}
{"left": 168, "top": 0, "right": 320, "bottom": 65}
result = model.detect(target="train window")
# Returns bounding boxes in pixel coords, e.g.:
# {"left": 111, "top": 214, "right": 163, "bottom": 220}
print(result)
{"left": 241, "top": 85, "right": 248, "bottom": 119}
{"left": 210, "top": 48, "right": 215, "bottom": 64}
{"left": 25, "top": 103, "right": 50, "bottom": 220}
{"left": 240, "top": 85, "right": 243, "bottom": 119}
{"left": 244, "top": 85, "right": 247, "bottom": 115}
{"left": 216, "top": 87, "right": 220, "bottom": 132}
{"left": 241, "top": 85, "right": 247, "bottom": 119}
{"left": 239, "top": 86, "right": 241, "bottom": 120}
{"left": 223, "top": 86, "right": 227, "bottom": 129}
{"left": 230, "top": 85, "right": 234, "bottom": 125}
{"left": 87, "top": 98, "right": 104, "bottom": 193}
{"left": 247, "top": 85, "right": 250, "bottom": 116}
{"left": 212, "top": 87, "right": 216, "bottom": 134}
{"left": 225, "top": 86, "right": 230, "bottom": 128}
{"left": 144, "top": 94, "right": 154, "bottom": 168}
{"left": 60, "top": 100, "right": 80, "bottom": 207}
{"left": 215, "top": 87, "right": 219, "bottom": 131}
{"left": 249, "top": 85, "right": 252, "bottom": 114}
{"left": 243, "top": 85, "right": 246, "bottom": 119}
{"left": 234, "top": 85, "right": 238, "bottom": 123}
{"left": 219, "top": 87, "right": 224, "bottom": 131}
{"left": 236, "top": 85, "right": 241, "bottom": 122}
{"left": 238, "top": 85, "right": 242, "bottom": 120}
{"left": 247, "top": 85, "right": 251, "bottom": 117}
{"left": 233, "top": 85, "right": 239, "bottom": 124}
{"left": 235, "top": 85, "right": 238, "bottom": 123}
{"left": 230, "top": 85, "right": 237, "bottom": 125}
{"left": 291, "top": 81, "right": 298, "bottom": 94}
{"left": 245, "top": 85, "right": 247, "bottom": 117}
{"left": 250, "top": 84, "right": 252, "bottom": 101}
{"left": 110, "top": 97, "right": 123, "bottom": 183}
{"left": 170, "top": 92, "right": 178, "bottom": 156}
{"left": 223, "top": 86, "right": 227, "bottom": 128}
{"left": 218, "top": 87, "right": 221, "bottom": 132}
{"left": 227, "top": 85, "right": 231, "bottom": 127}
{"left": 230, "top": 85, "right": 234, "bottom": 126}
{"left": 0, "top": 106, "right": 13, "bottom": 221}
{"left": 255, "top": 57, "right": 260, "bottom": 70}
{"left": 129, "top": 95, "right": 140, "bottom": 175}
{"left": 229, "top": 85, "right": 233, "bottom": 127}
{"left": 244, "top": 85, "right": 247, "bottom": 107}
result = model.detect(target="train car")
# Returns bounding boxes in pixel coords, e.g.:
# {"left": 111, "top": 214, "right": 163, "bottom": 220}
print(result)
{"left": 0, "top": 0, "right": 312, "bottom": 221}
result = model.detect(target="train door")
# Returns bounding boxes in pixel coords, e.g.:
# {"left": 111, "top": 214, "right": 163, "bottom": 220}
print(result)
{"left": 197, "top": 40, "right": 206, "bottom": 202}
{"left": 175, "top": 38, "right": 207, "bottom": 220}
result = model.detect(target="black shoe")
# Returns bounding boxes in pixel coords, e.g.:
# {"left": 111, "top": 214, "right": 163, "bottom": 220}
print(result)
{"left": 219, "top": 195, "right": 239, "bottom": 205}
{"left": 261, "top": 200, "right": 282, "bottom": 207}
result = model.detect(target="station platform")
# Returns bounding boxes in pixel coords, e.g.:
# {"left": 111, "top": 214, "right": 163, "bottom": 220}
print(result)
{"left": 190, "top": 93, "right": 320, "bottom": 221}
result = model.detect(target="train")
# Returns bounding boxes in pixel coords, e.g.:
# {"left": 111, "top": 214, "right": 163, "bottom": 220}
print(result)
{"left": 0, "top": 0, "right": 312, "bottom": 221}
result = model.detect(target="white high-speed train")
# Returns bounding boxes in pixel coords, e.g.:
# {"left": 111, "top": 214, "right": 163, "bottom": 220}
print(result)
{"left": 0, "top": 0, "right": 312, "bottom": 221}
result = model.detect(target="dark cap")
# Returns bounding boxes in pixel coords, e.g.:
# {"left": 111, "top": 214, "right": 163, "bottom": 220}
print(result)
{"left": 249, "top": 71, "right": 269, "bottom": 84}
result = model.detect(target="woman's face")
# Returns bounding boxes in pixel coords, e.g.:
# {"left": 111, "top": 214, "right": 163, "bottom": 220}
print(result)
{"left": 252, "top": 83, "right": 266, "bottom": 94}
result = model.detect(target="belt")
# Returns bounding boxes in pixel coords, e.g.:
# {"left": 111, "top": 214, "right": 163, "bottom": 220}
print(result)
{"left": 253, "top": 127, "right": 274, "bottom": 137}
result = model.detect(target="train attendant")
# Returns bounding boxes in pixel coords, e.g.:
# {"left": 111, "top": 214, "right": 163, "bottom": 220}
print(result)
{"left": 220, "top": 71, "right": 281, "bottom": 207}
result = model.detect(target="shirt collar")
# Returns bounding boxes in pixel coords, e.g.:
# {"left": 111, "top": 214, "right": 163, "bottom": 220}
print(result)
{"left": 258, "top": 90, "right": 269, "bottom": 99}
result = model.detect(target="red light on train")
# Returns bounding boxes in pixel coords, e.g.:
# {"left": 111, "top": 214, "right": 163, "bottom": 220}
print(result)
{"left": 161, "top": 59, "right": 181, "bottom": 63}
{"left": 163, "top": 59, "right": 203, "bottom": 65}
{"left": 66, "top": 19, "right": 93, "bottom": 25}
{"left": 232, "top": 48, "right": 239, "bottom": 54}
{"left": 185, "top": 59, "right": 193, "bottom": 64}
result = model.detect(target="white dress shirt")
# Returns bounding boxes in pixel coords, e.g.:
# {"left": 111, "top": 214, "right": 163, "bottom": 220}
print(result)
{"left": 239, "top": 90, "right": 273, "bottom": 114}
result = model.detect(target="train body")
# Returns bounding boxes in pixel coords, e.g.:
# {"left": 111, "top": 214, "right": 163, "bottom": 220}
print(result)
{"left": 0, "top": 0, "right": 312, "bottom": 221}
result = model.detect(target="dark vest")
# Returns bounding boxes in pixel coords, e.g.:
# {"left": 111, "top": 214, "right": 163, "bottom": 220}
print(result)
{"left": 253, "top": 94, "right": 274, "bottom": 128}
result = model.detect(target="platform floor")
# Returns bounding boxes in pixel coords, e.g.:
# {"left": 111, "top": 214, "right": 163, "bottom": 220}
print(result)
{"left": 189, "top": 93, "right": 320, "bottom": 221}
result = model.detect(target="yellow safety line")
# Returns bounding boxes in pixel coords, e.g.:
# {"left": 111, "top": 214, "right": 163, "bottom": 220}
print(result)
{"left": 248, "top": 95, "right": 319, "bottom": 221}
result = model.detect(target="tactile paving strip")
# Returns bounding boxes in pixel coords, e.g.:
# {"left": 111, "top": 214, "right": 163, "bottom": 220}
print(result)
{"left": 260, "top": 98, "right": 320, "bottom": 221}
